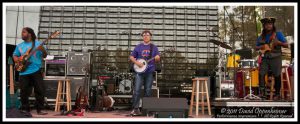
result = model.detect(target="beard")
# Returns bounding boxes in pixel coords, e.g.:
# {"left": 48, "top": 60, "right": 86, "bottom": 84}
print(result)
{"left": 22, "top": 35, "right": 28, "bottom": 41}
{"left": 266, "top": 28, "right": 273, "bottom": 32}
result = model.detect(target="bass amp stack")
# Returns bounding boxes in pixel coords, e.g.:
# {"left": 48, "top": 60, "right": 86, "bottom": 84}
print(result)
{"left": 66, "top": 52, "right": 91, "bottom": 76}
{"left": 66, "top": 52, "right": 91, "bottom": 101}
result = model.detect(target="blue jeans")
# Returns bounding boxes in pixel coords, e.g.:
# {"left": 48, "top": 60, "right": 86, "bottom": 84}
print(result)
{"left": 132, "top": 72, "right": 153, "bottom": 109}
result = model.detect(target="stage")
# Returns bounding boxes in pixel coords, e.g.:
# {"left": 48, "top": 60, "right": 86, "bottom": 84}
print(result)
{"left": 28, "top": 109, "right": 211, "bottom": 118}
{"left": 213, "top": 98, "right": 294, "bottom": 107}
{"left": 18, "top": 99, "right": 295, "bottom": 118}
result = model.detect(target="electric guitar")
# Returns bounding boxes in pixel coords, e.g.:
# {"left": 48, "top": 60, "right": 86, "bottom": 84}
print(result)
{"left": 15, "top": 31, "right": 60, "bottom": 72}
{"left": 258, "top": 33, "right": 288, "bottom": 69}
{"left": 133, "top": 48, "right": 174, "bottom": 73}
{"left": 259, "top": 42, "right": 275, "bottom": 57}
{"left": 7, "top": 57, "right": 20, "bottom": 109}
{"left": 75, "top": 64, "right": 90, "bottom": 113}
{"left": 259, "top": 32, "right": 278, "bottom": 57}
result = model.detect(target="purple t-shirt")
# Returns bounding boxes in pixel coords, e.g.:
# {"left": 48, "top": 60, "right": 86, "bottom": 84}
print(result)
{"left": 130, "top": 43, "right": 160, "bottom": 73}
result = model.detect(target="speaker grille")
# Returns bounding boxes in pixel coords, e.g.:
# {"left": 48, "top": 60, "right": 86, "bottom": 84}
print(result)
{"left": 66, "top": 52, "right": 91, "bottom": 75}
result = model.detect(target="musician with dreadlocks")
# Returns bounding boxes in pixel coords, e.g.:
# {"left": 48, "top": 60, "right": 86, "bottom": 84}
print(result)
{"left": 256, "top": 17, "right": 289, "bottom": 100}
{"left": 13, "top": 27, "right": 48, "bottom": 115}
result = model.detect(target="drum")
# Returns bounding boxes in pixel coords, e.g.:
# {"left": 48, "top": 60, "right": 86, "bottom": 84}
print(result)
{"left": 119, "top": 79, "right": 132, "bottom": 94}
{"left": 226, "top": 54, "right": 241, "bottom": 69}
{"left": 235, "top": 71, "right": 244, "bottom": 98}
{"left": 117, "top": 73, "right": 133, "bottom": 80}
{"left": 244, "top": 68, "right": 259, "bottom": 87}
{"left": 221, "top": 80, "right": 235, "bottom": 97}
{"left": 103, "top": 96, "right": 115, "bottom": 108}
{"left": 239, "top": 59, "right": 257, "bottom": 69}
{"left": 221, "top": 82, "right": 234, "bottom": 91}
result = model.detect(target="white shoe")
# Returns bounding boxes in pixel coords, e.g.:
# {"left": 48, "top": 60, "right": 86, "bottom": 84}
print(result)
{"left": 130, "top": 109, "right": 141, "bottom": 116}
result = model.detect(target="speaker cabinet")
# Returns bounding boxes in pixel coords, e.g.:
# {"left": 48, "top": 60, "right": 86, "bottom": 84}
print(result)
{"left": 67, "top": 52, "right": 91, "bottom": 75}
{"left": 142, "top": 97, "right": 189, "bottom": 118}
{"left": 43, "top": 80, "right": 58, "bottom": 100}
{"left": 68, "top": 76, "right": 89, "bottom": 101}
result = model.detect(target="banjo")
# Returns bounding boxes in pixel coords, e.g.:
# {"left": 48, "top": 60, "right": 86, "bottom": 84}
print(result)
{"left": 133, "top": 48, "right": 174, "bottom": 73}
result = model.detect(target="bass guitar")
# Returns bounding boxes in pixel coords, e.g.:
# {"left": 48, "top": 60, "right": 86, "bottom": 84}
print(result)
{"left": 74, "top": 64, "right": 90, "bottom": 115}
{"left": 15, "top": 31, "right": 60, "bottom": 72}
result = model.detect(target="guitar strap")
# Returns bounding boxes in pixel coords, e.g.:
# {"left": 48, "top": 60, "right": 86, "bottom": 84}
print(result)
{"left": 130, "top": 43, "right": 154, "bottom": 72}
{"left": 269, "top": 32, "right": 276, "bottom": 45}
{"left": 270, "top": 33, "right": 281, "bottom": 53}
{"left": 29, "top": 40, "right": 36, "bottom": 54}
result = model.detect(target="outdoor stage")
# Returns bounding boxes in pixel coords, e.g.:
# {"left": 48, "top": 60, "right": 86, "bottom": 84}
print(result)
{"left": 30, "top": 109, "right": 211, "bottom": 118}
{"left": 25, "top": 99, "right": 295, "bottom": 118}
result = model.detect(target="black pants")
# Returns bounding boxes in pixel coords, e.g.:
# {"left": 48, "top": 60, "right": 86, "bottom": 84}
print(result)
{"left": 19, "top": 70, "right": 45, "bottom": 112}
{"left": 259, "top": 55, "right": 282, "bottom": 96}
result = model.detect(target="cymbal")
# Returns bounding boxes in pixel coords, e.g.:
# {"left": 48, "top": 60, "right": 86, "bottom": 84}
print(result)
{"left": 209, "top": 39, "right": 232, "bottom": 49}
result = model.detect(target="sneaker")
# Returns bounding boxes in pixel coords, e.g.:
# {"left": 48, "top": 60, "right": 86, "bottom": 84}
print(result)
{"left": 37, "top": 110, "right": 48, "bottom": 115}
{"left": 130, "top": 109, "right": 141, "bottom": 116}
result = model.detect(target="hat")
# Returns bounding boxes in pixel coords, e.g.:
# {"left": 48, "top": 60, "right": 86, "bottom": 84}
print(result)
{"left": 260, "top": 17, "right": 276, "bottom": 24}
{"left": 141, "top": 30, "right": 152, "bottom": 36}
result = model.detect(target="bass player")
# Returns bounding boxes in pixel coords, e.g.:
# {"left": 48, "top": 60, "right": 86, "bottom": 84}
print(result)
{"left": 256, "top": 17, "right": 288, "bottom": 100}
{"left": 13, "top": 27, "right": 48, "bottom": 115}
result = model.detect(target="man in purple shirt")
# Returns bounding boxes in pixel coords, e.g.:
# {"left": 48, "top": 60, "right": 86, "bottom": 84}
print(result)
{"left": 129, "top": 30, "right": 160, "bottom": 115}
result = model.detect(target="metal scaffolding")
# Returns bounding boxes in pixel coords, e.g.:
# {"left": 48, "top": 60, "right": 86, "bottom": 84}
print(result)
{"left": 38, "top": 6, "right": 219, "bottom": 96}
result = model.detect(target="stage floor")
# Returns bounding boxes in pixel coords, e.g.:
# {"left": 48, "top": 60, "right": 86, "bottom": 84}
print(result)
{"left": 30, "top": 109, "right": 212, "bottom": 118}
{"left": 213, "top": 98, "right": 294, "bottom": 107}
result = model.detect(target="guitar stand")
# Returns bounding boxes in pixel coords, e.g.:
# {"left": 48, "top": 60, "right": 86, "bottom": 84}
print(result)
{"left": 71, "top": 108, "right": 88, "bottom": 116}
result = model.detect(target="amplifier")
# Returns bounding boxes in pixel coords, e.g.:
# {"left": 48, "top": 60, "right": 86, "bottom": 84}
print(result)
{"left": 67, "top": 52, "right": 91, "bottom": 75}
{"left": 67, "top": 52, "right": 91, "bottom": 64}
{"left": 67, "top": 64, "right": 88, "bottom": 76}
{"left": 43, "top": 77, "right": 90, "bottom": 101}
{"left": 43, "top": 80, "right": 58, "bottom": 99}
{"left": 142, "top": 97, "right": 189, "bottom": 118}
{"left": 44, "top": 56, "right": 66, "bottom": 78}
{"left": 221, "top": 80, "right": 235, "bottom": 97}
{"left": 68, "top": 76, "right": 89, "bottom": 101}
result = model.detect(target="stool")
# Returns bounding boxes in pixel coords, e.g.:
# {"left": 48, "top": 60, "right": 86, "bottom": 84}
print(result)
{"left": 189, "top": 78, "right": 211, "bottom": 116}
{"left": 266, "top": 75, "right": 275, "bottom": 100}
{"left": 55, "top": 79, "right": 71, "bottom": 112}
{"left": 281, "top": 66, "right": 292, "bottom": 100}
